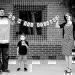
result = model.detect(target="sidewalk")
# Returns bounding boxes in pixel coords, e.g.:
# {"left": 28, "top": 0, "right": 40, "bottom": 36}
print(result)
{"left": 0, "top": 60, "right": 75, "bottom": 75}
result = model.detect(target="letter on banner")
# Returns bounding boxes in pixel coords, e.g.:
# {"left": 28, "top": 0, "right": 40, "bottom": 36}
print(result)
{"left": 46, "top": 21, "right": 49, "bottom": 26}
{"left": 23, "top": 21, "right": 27, "bottom": 26}
{"left": 49, "top": 20, "right": 53, "bottom": 24}
{"left": 43, "top": 22, "right": 47, "bottom": 26}
{"left": 55, "top": 15, "right": 59, "bottom": 21}
{"left": 37, "top": 23, "right": 40, "bottom": 27}
{"left": 40, "top": 23, "right": 43, "bottom": 27}
{"left": 12, "top": 16, "right": 15, "bottom": 21}
{"left": 17, "top": 19, "right": 22, "bottom": 24}
{"left": 31, "top": 23, "right": 34, "bottom": 27}
{"left": 8, "top": 12, "right": 13, "bottom": 19}
{"left": 52, "top": 17, "right": 56, "bottom": 23}
{"left": 27, "top": 22, "right": 31, "bottom": 27}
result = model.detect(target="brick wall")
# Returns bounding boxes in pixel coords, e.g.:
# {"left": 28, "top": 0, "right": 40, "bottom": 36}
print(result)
{"left": 0, "top": 0, "right": 69, "bottom": 60}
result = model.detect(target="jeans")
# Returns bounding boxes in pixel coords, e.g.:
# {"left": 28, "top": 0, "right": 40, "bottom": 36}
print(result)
{"left": 0, "top": 44, "right": 9, "bottom": 70}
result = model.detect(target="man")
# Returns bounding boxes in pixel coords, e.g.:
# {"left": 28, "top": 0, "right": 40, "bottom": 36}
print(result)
{"left": 0, "top": 8, "right": 15, "bottom": 73}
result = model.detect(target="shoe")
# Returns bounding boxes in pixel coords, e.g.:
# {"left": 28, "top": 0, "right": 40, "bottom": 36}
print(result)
{"left": 24, "top": 68, "right": 27, "bottom": 71}
{"left": 2, "top": 69, "right": 10, "bottom": 72}
{"left": 17, "top": 68, "right": 21, "bottom": 71}
{"left": 67, "top": 68, "right": 72, "bottom": 72}
{"left": 64, "top": 68, "right": 72, "bottom": 73}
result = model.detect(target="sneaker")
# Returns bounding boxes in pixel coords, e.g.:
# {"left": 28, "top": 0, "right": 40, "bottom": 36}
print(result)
{"left": 64, "top": 69, "right": 72, "bottom": 73}
{"left": 67, "top": 68, "right": 72, "bottom": 72}
{"left": 17, "top": 68, "right": 21, "bottom": 71}
{"left": 24, "top": 68, "right": 27, "bottom": 71}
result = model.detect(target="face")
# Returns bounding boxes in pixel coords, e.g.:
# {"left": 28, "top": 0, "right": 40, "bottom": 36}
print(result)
{"left": 0, "top": 10, "right": 5, "bottom": 16}
{"left": 65, "top": 13, "right": 71, "bottom": 21}
{"left": 20, "top": 35, "right": 26, "bottom": 41}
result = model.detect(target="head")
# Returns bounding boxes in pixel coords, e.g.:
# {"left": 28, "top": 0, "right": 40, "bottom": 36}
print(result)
{"left": 64, "top": 13, "right": 72, "bottom": 22}
{"left": 0, "top": 8, "right": 5, "bottom": 16}
{"left": 20, "top": 34, "right": 26, "bottom": 41}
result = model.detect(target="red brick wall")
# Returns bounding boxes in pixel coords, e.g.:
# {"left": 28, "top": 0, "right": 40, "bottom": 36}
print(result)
{"left": 0, "top": 0, "right": 69, "bottom": 60}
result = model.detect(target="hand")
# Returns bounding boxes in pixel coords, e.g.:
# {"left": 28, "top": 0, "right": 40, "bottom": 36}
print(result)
{"left": 17, "top": 51, "right": 19, "bottom": 56}
{"left": 25, "top": 43, "right": 28, "bottom": 48}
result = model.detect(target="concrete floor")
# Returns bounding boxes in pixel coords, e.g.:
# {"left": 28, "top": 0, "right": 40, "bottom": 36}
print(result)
{"left": 0, "top": 60, "right": 75, "bottom": 75}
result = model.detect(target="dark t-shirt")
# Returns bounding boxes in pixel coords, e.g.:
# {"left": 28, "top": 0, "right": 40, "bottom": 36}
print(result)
{"left": 17, "top": 40, "right": 29, "bottom": 55}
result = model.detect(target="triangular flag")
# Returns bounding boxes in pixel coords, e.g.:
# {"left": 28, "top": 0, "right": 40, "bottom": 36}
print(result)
{"left": 12, "top": 16, "right": 15, "bottom": 21}
{"left": 55, "top": 21, "right": 60, "bottom": 28}
{"left": 17, "top": 19, "right": 22, "bottom": 24}
{"left": 40, "top": 23, "right": 43, "bottom": 27}
{"left": 43, "top": 22, "right": 47, "bottom": 26}
{"left": 55, "top": 15, "right": 59, "bottom": 21}
{"left": 52, "top": 17, "right": 56, "bottom": 23}
{"left": 37, "top": 23, "right": 40, "bottom": 27}
{"left": 30, "top": 23, "right": 34, "bottom": 27}
{"left": 8, "top": 12, "right": 13, "bottom": 19}
{"left": 46, "top": 21, "right": 49, "bottom": 26}
{"left": 27, "top": 22, "right": 31, "bottom": 27}
{"left": 23, "top": 21, "right": 27, "bottom": 26}
{"left": 49, "top": 20, "right": 53, "bottom": 24}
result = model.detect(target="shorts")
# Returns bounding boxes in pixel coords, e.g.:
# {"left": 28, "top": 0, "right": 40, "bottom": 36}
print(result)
{"left": 19, "top": 49, "right": 27, "bottom": 55}
{"left": 18, "top": 55, "right": 27, "bottom": 63}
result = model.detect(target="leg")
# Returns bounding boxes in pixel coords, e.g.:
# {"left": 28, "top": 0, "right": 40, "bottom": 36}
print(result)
{"left": 68, "top": 56, "right": 72, "bottom": 70}
{"left": 65, "top": 55, "right": 69, "bottom": 70}
{"left": 0, "top": 48, "right": 2, "bottom": 71}
{"left": 2, "top": 45, "right": 9, "bottom": 71}
{"left": 17, "top": 55, "right": 22, "bottom": 71}
{"left": 23, "top": 55, "right": 28, "bottom": 71}
{"left": 65, "top": 55, "right": 72, "bottom": 72}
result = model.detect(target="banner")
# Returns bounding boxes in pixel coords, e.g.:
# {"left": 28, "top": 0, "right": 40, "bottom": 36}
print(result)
{"left": 8, "top": 12, "right": 59, "bottom": 27}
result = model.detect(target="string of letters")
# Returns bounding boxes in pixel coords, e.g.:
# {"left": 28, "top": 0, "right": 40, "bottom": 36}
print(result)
{"left": 8, "top": 12, "right": 59, "bottom": 27}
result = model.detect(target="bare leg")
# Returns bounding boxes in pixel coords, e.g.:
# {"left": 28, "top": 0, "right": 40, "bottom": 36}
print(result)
{"left": 65, "top": 55, "right": 69, "bottom": 70}
{"left": 68, "top": 56, "right": 72, "bottom": 70}
{"left": 65, "top": 55, "right": 72, "bottom": 72}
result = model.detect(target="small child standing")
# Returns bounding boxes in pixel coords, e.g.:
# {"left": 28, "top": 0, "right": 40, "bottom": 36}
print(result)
{"left": 17, "top": 33, "right": 29, "bottom": 71}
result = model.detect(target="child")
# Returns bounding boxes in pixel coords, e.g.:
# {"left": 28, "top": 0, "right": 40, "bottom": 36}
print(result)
{"left": 17, "top": 33, "right": 29, "bottom": 71}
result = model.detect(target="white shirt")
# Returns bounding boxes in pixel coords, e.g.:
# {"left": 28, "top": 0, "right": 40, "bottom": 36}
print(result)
{"left": 0, "top": 17, "right": 10, "bottom": 43}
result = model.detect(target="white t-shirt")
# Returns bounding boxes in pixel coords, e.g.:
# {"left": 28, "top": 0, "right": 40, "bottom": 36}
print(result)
{"left": 0, "top": 17, "right": 10, "bottom": 43}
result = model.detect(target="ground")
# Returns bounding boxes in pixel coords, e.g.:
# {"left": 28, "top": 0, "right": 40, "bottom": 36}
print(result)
{"left": 0, "top": 60, "right": 75, "bottom": 75}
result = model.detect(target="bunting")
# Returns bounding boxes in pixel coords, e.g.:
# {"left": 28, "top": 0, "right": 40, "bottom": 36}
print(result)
{"left": 8, "top": 12, "right": 59, "bottom": 27}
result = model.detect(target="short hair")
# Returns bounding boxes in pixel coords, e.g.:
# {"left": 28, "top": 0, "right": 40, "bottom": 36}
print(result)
{"left": 64, "top": 15, "right": 67, "bottom": 23}
{"left": 20, "top": 33, "right": 25, "bottom": 37}
{"left": 0, "top": 8, "right": 4, "bottom": 10}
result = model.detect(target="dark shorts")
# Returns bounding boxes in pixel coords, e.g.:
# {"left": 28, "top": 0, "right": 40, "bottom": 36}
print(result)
{"left": 19, "top": 51, "right": 27, "bottom": 55}
{"left": 19, "top": 49, "right": 27, "bottom": 55}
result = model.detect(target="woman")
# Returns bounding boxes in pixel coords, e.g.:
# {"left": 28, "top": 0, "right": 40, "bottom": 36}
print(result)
{"left": 59, "top": 13, "right": 74, "bottom": 72}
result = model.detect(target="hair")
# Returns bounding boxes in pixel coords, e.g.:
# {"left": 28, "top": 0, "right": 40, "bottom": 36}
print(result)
{"left": 20, "top": 33, "right": 25, "bottom": 37}
{"left": 64, "top": 15, "right": 67, "bottom": 23}
{"left": 0, "top": 8, "right": 4, "bottom": 10}
{"left": 64, "top": 13, "right": 72, "bottom": 23}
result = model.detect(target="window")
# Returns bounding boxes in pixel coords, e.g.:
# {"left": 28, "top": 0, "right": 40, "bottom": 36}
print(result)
{"left": 19, "top": 10, "right": 42, "bottom": 35}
